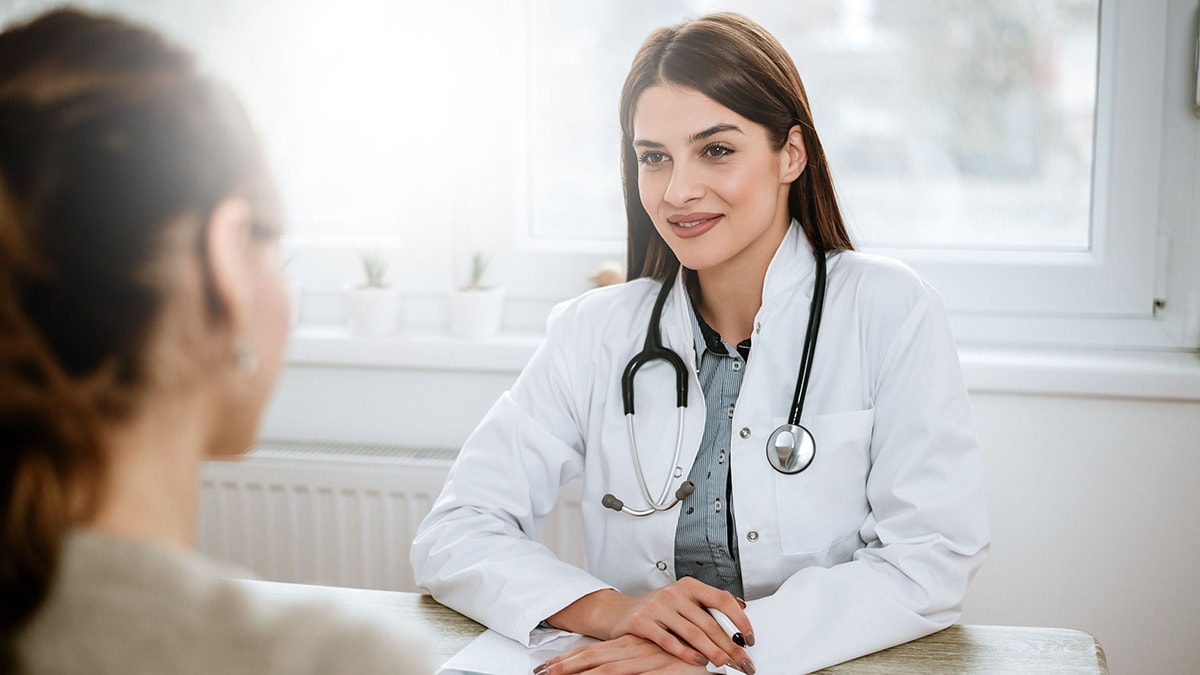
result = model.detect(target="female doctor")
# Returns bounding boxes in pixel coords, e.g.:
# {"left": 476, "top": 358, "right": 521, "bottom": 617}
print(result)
{"left": 412, "top": 12, "right": 989, "bottom": 675}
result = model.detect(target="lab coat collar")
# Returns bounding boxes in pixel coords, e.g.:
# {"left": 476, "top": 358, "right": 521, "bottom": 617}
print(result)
{"left": 761, "top": 219, "right": 817, "bottom": 304}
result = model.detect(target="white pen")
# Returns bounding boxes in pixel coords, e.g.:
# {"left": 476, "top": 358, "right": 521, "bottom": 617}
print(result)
{"left": 705, "top": 606, "right": 746, "bottom": 647}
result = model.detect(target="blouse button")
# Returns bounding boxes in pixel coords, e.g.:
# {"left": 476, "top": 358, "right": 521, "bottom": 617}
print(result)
{"left": 655, "top": 560, "right": 668, "bottom": 571}
{"left": 746, "top": 531, "right": 759, "bottom": 542}
{"left": 732, "top": 361, "right": 742, "bottom": 371}
{"left": 739, "top": 427, "right": 751, "bottom": 439}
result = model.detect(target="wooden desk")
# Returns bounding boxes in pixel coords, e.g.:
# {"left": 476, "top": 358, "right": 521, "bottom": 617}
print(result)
{"left": 237, "top": 580, "right": 1107, "bottom": 674}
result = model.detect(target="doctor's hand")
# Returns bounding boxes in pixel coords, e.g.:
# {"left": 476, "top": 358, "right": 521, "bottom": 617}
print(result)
{"left": 534, "top": 635, "right": 708, "bottom": 675}
{"left": 546, "top": 578, "right": 755, "bottom": 673}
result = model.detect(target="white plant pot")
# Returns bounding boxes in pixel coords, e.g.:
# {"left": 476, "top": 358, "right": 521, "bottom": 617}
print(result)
{"left": 447, "top": 286, "right": 505, "bottom": 339}
{"left": 346, "top": 286, "right": 401, "bottom": 337}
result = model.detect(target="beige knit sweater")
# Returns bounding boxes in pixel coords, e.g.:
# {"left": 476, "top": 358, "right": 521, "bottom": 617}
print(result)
{"left": 16, "top": 530, "right": 436, "bottom": 674}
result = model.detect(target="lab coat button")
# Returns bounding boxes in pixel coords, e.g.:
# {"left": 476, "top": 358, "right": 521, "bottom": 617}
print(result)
{"left": 747, "top": 531, "right": 759, "bottom": 542}
{"left": 739, "top": 427, "right": 751, "bottom": 439}
{"left": 655, "top": 560, "right": 667, "bottom": 571}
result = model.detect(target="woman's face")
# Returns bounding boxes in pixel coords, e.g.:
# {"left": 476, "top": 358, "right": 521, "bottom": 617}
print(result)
{"left": 632, "top": 84, "right": 801, "bottom": 279}
{"left": 206, "top": 213, "right": 291, "bottom": 459}
{"left": 242, "top": 236, "right": 290, "bottom": 425}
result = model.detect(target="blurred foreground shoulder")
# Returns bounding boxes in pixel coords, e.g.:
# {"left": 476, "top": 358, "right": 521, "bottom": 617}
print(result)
{"left": 16, "top": 530, "right": 435, "bottom": 675}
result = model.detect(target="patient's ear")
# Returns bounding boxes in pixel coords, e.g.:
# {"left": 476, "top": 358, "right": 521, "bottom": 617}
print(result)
{"left": 203, "top": 197, "right": 256, "bottom": 332}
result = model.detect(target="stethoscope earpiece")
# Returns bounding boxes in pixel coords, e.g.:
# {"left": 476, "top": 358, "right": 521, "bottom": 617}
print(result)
{"left": 603, "top": 480, "right": 695, "bottom": 516}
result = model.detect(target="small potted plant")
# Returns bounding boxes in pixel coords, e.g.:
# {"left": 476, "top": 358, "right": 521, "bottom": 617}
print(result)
{"left": 346, "top": 250, "right": 401, "bottom": 337}
{"left": 447, "top": 252, "right": 505, "bottom": 339}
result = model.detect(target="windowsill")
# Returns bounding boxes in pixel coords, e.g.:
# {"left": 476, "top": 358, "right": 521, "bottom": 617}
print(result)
{"left": 286, "top": 324, "right": 543, "bottom": 373}
{"left": 958, "top": 347, "right": 1200, "bottom": 401}
{"left": 286, "top": 325, "right": 1200, "bottom": 402}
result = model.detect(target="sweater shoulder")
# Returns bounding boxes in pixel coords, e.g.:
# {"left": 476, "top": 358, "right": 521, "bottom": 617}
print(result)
{"left": 18, "top": 532, "right": 435, "bottom": 674}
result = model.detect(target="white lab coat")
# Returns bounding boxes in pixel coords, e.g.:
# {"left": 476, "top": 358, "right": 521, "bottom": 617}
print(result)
{"left": 411, "top": 224, "right": 990, "bottom": 674}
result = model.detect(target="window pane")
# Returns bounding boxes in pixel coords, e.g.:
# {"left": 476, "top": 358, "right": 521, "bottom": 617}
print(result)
{"left": 526, "top": 0, "right": 1100, "bottom": 251}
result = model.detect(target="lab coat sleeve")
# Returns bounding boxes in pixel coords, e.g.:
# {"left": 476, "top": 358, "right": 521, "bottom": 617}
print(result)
{"left": 745, "top": 286, "right": 990, "bottom": 674}
{"left": 410, "top": 303, "right": 613, "bottom": 646}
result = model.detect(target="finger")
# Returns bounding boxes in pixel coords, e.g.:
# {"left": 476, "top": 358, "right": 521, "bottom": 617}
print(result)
{"left": 670, "top": 602, "right": 741, "bottom": 667}
{"left": 620, "top": 606, "right": 710, "bottom": 667}
{"left": 537, "top": 644, "right": 613, "bottom": 675}
{"left": 689, "top": 588, "right": 754, "bottom": 648}
{"left": 640, "top": 620, "right": 712, "bottom": 668}
{"left": 658, "top": 581, "right": 750, "bottom": 667}
{"left": 541, "top": 636, "right": 685, "bottom": 675}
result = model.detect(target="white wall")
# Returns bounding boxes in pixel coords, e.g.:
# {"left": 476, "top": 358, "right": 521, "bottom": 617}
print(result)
{"left": 961, "top": 392, "right": 1200, "bottom": 675}
{"left": 260, "top": 353, "right": 1200, "bottom": 673}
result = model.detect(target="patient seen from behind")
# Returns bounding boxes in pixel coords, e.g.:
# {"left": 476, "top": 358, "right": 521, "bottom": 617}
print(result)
{"left": 0, "top": 9, "right": 432, "bottom": 674}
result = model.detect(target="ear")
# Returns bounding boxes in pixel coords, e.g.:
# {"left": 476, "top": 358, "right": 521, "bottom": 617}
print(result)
{"left": 779, "top": 125, "right": 808, "bottom": 183}
{"left": 203, "top": 197, "right": 256, "bottom": 334}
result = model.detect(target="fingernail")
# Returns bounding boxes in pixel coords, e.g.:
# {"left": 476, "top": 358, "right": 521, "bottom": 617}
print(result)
{"left": 533, "top": 664, "right": 548, "bottom": 675}
{"left": 736, "top": 597, "right": 747, "bottom": 609}
{"left": 741, "top": 659, "right": 756, "bottom": 674}
{"left": 694, "top": 655, "right": 709, "bottom": 666}
{"left": 744, "top": 631, "right": 756, "bottom": 647}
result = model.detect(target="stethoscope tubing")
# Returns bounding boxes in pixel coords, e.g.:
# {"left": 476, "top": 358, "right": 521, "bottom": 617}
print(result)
{"left": 620, "top": 408, "right": 690, "bottom": 515}
{"left": 787, "top": 251, "right": 827, "bottom": 426}
{"left": 605, "top": 250, "right": 828, "bottom": 515}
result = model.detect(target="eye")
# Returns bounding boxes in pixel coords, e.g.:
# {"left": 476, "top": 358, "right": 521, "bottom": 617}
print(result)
{"left": 702, "top": 143, "right": 734, "bottom": 159}
{"left": 638, "top": 150, "right": 668, "bottom": 167}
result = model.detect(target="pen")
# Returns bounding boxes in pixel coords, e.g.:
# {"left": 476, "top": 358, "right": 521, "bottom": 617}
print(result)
{"left": 705, "top": 606, "right": 746, "bottom": 647}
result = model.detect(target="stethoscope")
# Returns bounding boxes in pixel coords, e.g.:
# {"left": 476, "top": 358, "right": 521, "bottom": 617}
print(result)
{"left": 602, "top": 249, "right": 828, "bottom": 517}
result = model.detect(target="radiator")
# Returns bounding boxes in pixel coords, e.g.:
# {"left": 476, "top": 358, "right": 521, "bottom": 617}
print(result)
{"left": 198, "top": 439, "right": 585, "bottom": 591}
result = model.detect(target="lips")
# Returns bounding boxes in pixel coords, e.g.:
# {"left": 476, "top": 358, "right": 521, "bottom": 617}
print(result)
{"left": 667, "top": 213, "right": 722, "bottom": 239}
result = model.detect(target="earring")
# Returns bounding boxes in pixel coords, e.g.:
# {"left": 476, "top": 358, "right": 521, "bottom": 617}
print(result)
{"left": 234, "top": 342, "right": 259, "bottom": 376}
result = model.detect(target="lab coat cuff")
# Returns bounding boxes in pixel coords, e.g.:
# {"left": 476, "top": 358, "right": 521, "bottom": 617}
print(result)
{"left": 519, "top": 578, "right": 614, "bottom": 646}
{"left": 528, "top": 626, "right": 578, "bottom": 648}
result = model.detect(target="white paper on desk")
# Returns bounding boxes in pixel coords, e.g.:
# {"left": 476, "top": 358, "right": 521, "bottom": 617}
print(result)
{"left": 435, "top": 628, "right": 598, "bottom": 675}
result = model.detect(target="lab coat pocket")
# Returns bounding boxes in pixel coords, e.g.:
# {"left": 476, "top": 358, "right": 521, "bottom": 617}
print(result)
{"left": 774, "top": 408, "right": 874, "bottom": 557}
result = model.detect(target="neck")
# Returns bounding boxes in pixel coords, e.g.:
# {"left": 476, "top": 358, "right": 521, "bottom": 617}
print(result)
{"left": 690, "top": 268, "right": 763, "bottom": 346}
{"left": 87, "top": 390, "right": 214, "bottom": 551}
{"left": 691, "top": 222, "right": 789, "bottom": 345}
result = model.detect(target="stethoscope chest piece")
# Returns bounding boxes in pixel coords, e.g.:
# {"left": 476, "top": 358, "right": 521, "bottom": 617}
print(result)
{"left": 766, "top": 423, "right": 816, "bottom": 474}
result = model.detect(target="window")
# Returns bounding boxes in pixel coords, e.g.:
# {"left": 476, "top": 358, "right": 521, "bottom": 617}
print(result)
{"left": 516, "top": 0, "right": 1198, "bottom": 350}
{"left": 528, "top": 0, "right": 1100, "bottom": 251}
{"left": 3, "top": 0, "right": 1195, "bottom": 351}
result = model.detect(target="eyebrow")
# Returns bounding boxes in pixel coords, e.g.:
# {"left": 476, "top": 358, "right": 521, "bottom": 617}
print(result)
{"left": 633, "top": 123, "right": 743, "bottom": 148}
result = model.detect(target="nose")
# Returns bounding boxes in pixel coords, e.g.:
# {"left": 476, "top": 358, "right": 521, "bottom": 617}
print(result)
{"left": 663, "top": 161, "right": 703, "bottom": 206}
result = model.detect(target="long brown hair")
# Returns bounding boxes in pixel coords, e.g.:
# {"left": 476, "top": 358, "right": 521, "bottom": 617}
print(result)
{"left": 0, "top": 8, "right": 279, "bottom": 655}
{"left": 620, "top": 12, "right": 854, "bottom": 281}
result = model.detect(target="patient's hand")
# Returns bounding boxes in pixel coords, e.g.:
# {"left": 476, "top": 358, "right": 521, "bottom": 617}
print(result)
{"left": 533, "top": 635, "right": 709, "bottom": 675}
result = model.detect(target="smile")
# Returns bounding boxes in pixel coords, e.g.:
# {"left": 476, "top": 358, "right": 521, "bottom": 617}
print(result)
{"left": 667, "top": 213, "right": 722, "bottom": 238}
